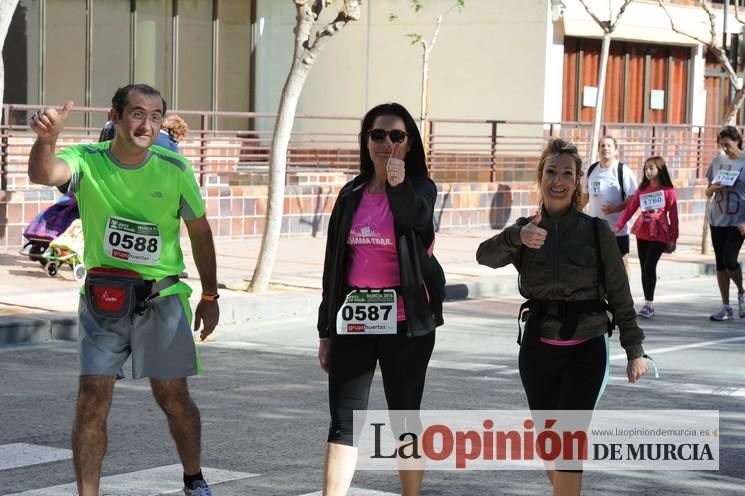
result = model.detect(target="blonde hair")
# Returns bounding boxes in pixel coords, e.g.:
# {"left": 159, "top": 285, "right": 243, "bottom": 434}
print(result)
{"left": 162, "top": 114, "right": 189, "bottom": 142}
{"left": 537, "top": 138, "right": 584, "bottom": 208}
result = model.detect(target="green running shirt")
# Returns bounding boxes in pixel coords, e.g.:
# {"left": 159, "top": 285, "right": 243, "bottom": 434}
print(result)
{"left": 58, "top": 142, "right": 205, "bottom": 295}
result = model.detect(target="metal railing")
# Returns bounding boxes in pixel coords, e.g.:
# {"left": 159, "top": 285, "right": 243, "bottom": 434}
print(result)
{"left": 1, "top": 103, "right": 724, "bottom": 190}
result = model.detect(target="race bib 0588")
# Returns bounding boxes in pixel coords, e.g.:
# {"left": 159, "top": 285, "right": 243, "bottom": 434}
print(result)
{"left": 103, "top": 216, "right": 161, "bottom": 266}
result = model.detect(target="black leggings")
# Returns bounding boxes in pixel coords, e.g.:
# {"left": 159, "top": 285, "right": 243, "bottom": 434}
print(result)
{"left": 710, "top": 225, "right": 744, "bottom": 272}
{"left": 327, "top": 331, "right": 435, "bottom": 446}
{"left": 637, "top": 239, "right": 666, "bottom": 302}
{"left": 519, "top": 335, "right": 608, "bottom": 472}
{"left": 519, "top": 334, "right": 609, "bottom": 411}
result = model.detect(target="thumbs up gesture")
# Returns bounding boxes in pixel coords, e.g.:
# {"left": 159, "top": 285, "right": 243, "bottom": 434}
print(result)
{"left": 520, "top": 212, "right": 547, "bottom": 249}
{"left": 30, "top": 101, "right": 74, "bottom": 142}
{"left": 386, "top": 142, "right": 406, "bottom": 187}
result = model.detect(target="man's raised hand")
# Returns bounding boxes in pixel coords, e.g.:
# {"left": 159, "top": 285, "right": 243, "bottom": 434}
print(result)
{"left": 30, "top": 101, "right": 74, "bottom": 141}
{"left": 519, "top": 212, "right": 547, "bottom": 249}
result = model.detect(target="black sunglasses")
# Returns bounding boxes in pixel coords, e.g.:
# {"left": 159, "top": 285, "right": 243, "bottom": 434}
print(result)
{"left": 367, "top": 129, "right": 408, "bottom": 144}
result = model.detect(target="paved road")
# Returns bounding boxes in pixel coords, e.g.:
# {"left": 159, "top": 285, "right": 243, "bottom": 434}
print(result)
{"left": 2, "top": 274, "right": 745, "bottom": 495}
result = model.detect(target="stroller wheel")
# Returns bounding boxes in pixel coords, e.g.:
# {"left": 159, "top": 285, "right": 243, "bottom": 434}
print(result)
{"left": 73, "top": 264, "right": 87, "bottom": 281}
{"left": 46, "top": 262, "right": 58, "bottom": 277}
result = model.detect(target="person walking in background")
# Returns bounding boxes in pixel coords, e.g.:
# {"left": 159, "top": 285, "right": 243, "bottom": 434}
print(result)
{"left": 583, "top": 136, "right": 638, "bottom": 270}
{"left": 316, "top": 102, "right": 444, "bottom": 496}
{"left": 477, "top": 138, "right": 647, "bottom": 496}
{"left": 705, "top": 126, "right": 745, "bottom": 321}
{"left": 614, "top": 157, "right": 679, "bottom": 319}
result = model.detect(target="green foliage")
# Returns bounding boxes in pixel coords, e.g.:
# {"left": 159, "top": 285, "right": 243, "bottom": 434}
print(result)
{"left": 388, "top": 13, "right": 398, "bottom": 22}
{"left": 406, "top": 33, "right": 423, "bottom": 45}
{"left": 410, "top": 0, "right": 424, "bottom": 13}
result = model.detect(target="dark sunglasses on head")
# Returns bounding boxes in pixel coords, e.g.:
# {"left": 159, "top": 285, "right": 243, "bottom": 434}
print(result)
{"left": 368, "top": 129, "right": 408, "bottom": 144}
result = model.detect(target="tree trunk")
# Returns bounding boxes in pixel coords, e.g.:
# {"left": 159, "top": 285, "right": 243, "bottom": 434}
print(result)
{"left": 725, "top": 85, "right": 745, "bottom": 126}
{"left": 701, "top": 198, "right": 712, "bottom": 255}
{"left": 0, "top": 0, "right": 20, "bottom": 116}
{"left": 420, "top": 44, "right": 429, "bottom": 136}
{"left": 589, "top": 31, "right": 611, "bottom": 165}
{"left": 249, "top": 64, "right": 310, "bottom": 293}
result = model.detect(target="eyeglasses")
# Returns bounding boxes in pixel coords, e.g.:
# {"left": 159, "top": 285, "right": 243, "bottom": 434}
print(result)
{"left": 127, "top": 109, "right": 163, "bottom": 125}
{"left": 367, "top": 129, "right": 408, "bottom": 144}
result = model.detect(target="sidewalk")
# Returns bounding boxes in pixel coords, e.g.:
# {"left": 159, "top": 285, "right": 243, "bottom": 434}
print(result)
{"left": 0, "top": 218, "right": 716, "bottom": 345}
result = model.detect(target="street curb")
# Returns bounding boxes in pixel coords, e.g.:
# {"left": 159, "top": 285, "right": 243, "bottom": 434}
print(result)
{"left": 0, "top": 312, "right": 77, "bottom": 345}
{"left": 0, "top": 258, "right": 718, "bottom": 347}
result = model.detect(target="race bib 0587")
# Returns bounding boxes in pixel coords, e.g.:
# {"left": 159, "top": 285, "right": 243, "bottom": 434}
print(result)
{"left": 103, "top": 216, "right": 161, "bottom": 266}
{"left": 336, "top": 289, "right": 397, "bottom": 335}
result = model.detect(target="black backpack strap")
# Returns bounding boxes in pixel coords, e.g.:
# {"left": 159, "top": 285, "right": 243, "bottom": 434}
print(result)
{"left": 593, "top": 217, "right": 615, "bottom": 335}
{"left": 588, "top": 161, "right": 599, "bottom": 179}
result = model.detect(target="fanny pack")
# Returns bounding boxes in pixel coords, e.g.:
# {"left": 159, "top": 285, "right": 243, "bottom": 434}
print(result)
{"left": 84, "top": 267, "right": 178, "bottom": 319}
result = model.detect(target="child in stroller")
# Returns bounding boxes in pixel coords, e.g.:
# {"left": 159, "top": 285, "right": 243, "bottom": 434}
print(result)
{"left": 20, "top": 192, "right": 85, "bottom": 279}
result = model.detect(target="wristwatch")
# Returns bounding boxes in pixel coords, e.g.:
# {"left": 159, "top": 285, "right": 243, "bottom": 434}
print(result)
{"left": 201, "top": 292, "right": 220, "bottom": 302}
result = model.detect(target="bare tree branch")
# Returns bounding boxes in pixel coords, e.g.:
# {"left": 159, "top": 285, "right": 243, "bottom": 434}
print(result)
{"left": 734, "top": 0, "right": 745, "bottom": 26}
{"left": 657, "top": 0, "right": 711, "bottom": 47}
{"left": 609, "top": 0, "right": 634, "bottom": 31}
{"left": 657, "top": 0, "right": 739, "bottom": 89}
{"left": 578, "top": 0, "right": 633, "bottom": 33}
{"left": 306, "top": 0, "right": 362, "bottom": 64}
{"left": 577, "top": 0, "right": 608, "bottom": 31}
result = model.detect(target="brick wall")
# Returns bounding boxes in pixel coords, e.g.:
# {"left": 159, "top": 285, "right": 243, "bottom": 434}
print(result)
{"left": 0, "top": 178, "right": 709, "bottom": 249}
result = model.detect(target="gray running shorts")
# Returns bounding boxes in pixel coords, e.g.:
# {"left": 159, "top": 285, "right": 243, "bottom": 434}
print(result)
{"left": 78, "top": 293, "right": 200, "bottom": 379}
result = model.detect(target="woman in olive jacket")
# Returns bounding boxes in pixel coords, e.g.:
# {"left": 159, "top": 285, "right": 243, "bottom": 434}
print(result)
{"left": 476, "top": 138, "right": 648, "bottom": 496}
{"left": 317, "top": 102, "right": 443, "bottom": 496}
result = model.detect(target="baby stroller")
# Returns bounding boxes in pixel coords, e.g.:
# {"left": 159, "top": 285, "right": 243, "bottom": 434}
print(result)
{"left": 42, "top": 219, "right": 86, "bottom": 280}
{"left": 20, "top": 193, "right": 83, "bottom": 278}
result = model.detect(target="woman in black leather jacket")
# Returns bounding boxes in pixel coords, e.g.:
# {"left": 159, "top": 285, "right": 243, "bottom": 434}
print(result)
{"left": 476, "top": 138, "right": 648, "bottom": 496}
{"left": 316, "top": 103, "right": 443, "bottom": 496}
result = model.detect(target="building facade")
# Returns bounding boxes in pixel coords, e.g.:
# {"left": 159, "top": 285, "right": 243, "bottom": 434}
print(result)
{"left": 6, "top": 1, "right": 737, "bottom": 129}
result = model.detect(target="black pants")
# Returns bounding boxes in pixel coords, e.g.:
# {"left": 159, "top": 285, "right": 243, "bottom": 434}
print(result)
{"left": 519, "top": 335, "right": 608, "bottom": 472}
{"left": 519, "top": 334, "right": 608, "bottom": 411}
{"left": 637, "top": 239, "right": 666, "bottom": 302}
{"left": 327, "top": 330, "right": 436, "bottom": 446}
{"left": 710, "top": 225, "right": 744, "bottom": 272}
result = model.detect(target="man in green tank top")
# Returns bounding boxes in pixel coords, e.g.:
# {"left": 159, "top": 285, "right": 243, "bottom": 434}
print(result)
{"left": 28, "top": 84, "right": 218, "bottom": 496}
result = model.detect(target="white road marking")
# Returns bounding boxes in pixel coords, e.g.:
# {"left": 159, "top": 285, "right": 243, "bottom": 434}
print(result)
{"left": 0, "top": 443, "right": 72, "bottom": 471}
{"left": 607, "top": 375, "right": 745, "bottom": 397}
{"left": 6, "top": 464, "right": 258, "bottom": 495}
{"left": 609, "top": 335, "right": 745, "bottom": 361}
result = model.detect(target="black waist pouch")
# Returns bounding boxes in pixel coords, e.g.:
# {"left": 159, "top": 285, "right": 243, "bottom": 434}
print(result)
{"left": 84, "top": 267, "right": 153, "bottom": 320}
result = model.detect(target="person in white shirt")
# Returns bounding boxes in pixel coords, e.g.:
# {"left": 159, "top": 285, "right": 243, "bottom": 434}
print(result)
{"left": 583, "top": 136, "right": 638, "bottom": 269}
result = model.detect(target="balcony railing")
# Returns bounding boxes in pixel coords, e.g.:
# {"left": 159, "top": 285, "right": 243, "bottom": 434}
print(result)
{"left": 1, "top": 104, "right": 723, "bottom": 191}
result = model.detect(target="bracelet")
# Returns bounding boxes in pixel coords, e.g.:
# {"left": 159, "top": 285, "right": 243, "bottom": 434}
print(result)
{"left": 201, "top": 293, "right": 220, "bottom": 301}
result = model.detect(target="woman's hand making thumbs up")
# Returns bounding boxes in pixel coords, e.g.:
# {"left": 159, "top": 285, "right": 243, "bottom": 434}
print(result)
{"left": 520, "top": 212, "right": 547, "bottom": 249}
{"left": 386, "top": 142, "right": 406, "bottom": 187}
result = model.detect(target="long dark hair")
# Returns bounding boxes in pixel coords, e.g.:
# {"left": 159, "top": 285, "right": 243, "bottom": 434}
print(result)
{"left": 358, "top": 103, "right": 428, "bottom": 179}
{"left": 640, "top": 156, "right": 674, "bottom": 189}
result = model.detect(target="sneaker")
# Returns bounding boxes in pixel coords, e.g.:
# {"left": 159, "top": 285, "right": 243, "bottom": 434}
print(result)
{"left": 638, "top": 304, "right": 654, "bottom": 319}
{"left": 184, "top": 480, "right": 212, "bottom": 496}
{"left": 738, "top": 292, "right": 745, "bottom": 318}
{"left": 710, "top": 305, "right": 734, "bottom": 321}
